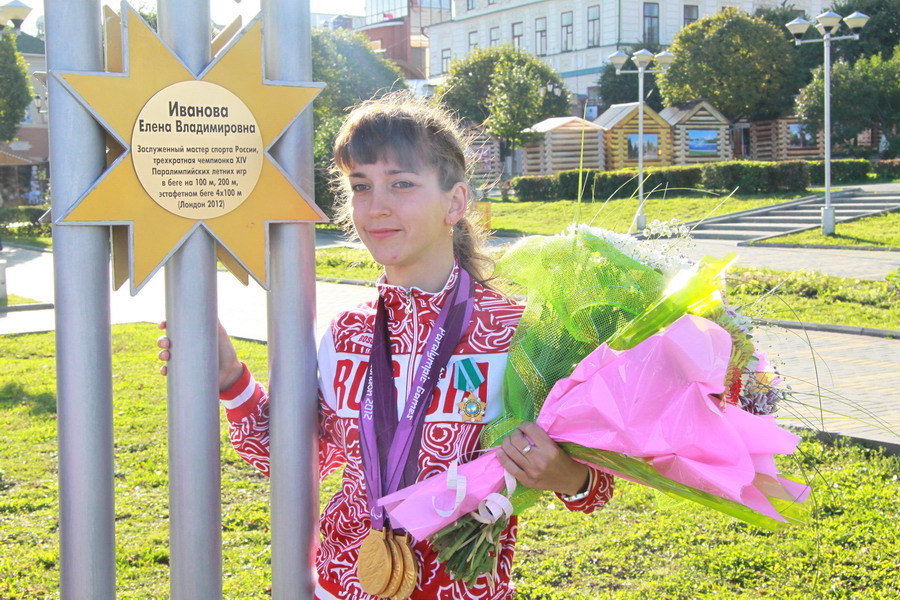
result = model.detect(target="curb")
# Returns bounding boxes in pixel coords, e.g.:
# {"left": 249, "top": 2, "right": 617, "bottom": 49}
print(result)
{"left": 800, "top": 428, "right": 900, "bottom": 457}
{"left": 742, "top": 241, "right": 900, "bottom": 252}
{"left": 2, "top": 241, "right": 52, "bottom": 253}
{"left": 0, "top": 302, "right": 54, "bottom": 313}
{"left": 758, "top": 318, "right": 898, "bottom": 339}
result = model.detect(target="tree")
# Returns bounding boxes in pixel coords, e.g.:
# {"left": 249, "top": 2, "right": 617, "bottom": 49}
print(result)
{"left": 596, "top": 43, "right": 665, "bottom": 112}
{"left": 311, "top": 28, "right": 406, "bottom": 124}
{"left": 483, "top": 56, "right": 544, "bottom": 153}
{"left": 657, "top": 8, "right": 796, "bottom": 121}
{"left": 755, "top": 5, "right": 823, "bottom": 92}
{"left": 436, "top": 45, "right": 569, "bottom": 126}
{"left": 0, "top": 34, "right": 32, "bottom": 143}
{"left": 831, "top": 0, "right": 900, "bottom": 64}
{"left": 796, "top": 47, "right": 900, "bottom": 150}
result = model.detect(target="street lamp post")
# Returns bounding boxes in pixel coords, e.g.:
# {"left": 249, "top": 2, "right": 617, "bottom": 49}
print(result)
{"left": 786, "top": 11, "right": 869, "bottom": 235}
{"left": 608, "top": 48, "right": 674, "bottom": 232}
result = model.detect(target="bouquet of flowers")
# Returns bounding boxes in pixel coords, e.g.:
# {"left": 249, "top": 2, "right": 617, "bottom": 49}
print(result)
{"left": 378, "top": 225, "right": 811, "bottom": 585}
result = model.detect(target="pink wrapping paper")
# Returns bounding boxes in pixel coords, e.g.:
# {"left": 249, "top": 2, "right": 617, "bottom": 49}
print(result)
{"left": 379, "top": 315, "right": 810, "bottom": 540}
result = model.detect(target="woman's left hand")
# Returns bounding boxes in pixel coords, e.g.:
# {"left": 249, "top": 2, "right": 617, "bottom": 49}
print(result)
{"left": 496, "top": 421, "right": 590, "bottom": 497}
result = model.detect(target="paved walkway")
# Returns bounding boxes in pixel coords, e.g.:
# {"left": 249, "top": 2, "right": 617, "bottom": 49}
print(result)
{"left": 2, "top": 235, "right": 898, "bottom": 448}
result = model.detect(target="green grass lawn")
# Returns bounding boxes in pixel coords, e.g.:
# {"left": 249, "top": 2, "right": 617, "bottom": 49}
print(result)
{"left": 1, "top": 324, "right": 898, "bottom": 598}
{"left": 2, "top": 294, "right": 39, "bottom": 306}
{"left": 488, "top": 192, "right": 804, "bottom": 236}
{"left": 3, "top": 235, "right": 52, "bottom": 250}
{"left": 755, "top": 211, "right": 900, "bottom": 248}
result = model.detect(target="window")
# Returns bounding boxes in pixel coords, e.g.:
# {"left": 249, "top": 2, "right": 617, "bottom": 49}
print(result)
{"left": 489, "top": 26, "right": 500, "bottom": 47}
{"left": 467, "top": 0, "right": 475, "bottom": 10}
{"left": 535, "top": 17, "right": 547, "bottom": 55}
{"left": 683, "top": 5, "right": 698, "bottom": 27}
{"left": 643, "top": 3, "right": 659, "bottom": 45}
{"left": 441, "top": 48, "right": 451, "bottom": 74}
{"left": 512, "top": 21, "right": 523, "bottom": 49}
{"left": 488, "top": 0, "right": 496, "bottom": 4}
{"left": 587, "top": 5, "right": 600, "bottom": 47}
{"left": 789, "top": 124, "right": 817, "bottom": 148}
{"left": 561, "top": 11, "right": 574, "bottom": 52}
{"left": 468, "top": 30, "right": 479, "bottom": 51}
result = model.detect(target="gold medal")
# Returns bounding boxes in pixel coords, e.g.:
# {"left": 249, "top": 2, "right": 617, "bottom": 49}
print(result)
{"left": 391, "top": 533, "right": 418, "bottom": 600}
{"left": 357, "top": 528, "right": 392, "bottom": 596}
{"left": 381, "top": 530, "right": 404, "bottom": 598}
{"left": 457, "top": 392, "right": 487, "bottom": 422}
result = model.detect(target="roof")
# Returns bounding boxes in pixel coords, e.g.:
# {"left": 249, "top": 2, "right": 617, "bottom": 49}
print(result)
{"left": 659, "top": 99, "right": 729, "bottom": 126}
{"left": 524, "top": 116, "right": 602, "bottom": 133}
{"left": 593, "top": 102, "right": 639, "bottom": 129}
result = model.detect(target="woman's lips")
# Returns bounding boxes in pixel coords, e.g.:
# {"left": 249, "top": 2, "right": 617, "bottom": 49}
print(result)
{"left": 367, "top": 228, "right": 400, "bottom": 240}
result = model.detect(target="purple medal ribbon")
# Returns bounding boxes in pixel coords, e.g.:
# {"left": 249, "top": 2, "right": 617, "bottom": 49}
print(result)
{"left": 359, "top": 269, "right": 476, "bottom": 531}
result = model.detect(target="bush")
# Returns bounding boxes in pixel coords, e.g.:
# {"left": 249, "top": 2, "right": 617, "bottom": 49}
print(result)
{"left": 0, "top": 206, "right": 45, "bottom": 225}
{"left": 807, "top": 159, "right": 871, "bottom": 185}
{"left": 0, "top": 221, "right": 51, "bottom": 238}
{"left": 701, "top": 160, "right": 809, "bottom": 194}
{"left": 873, "top": 159, "right": 900, "bottom": 180}
{"left": 510, "top": 175, "right": 560, "bottom": 202}
{"left": 557, "top": 169, "right": 600, "bottom": 200}
{"left": 645, "top": 165, "right": 704, "bottom": 193}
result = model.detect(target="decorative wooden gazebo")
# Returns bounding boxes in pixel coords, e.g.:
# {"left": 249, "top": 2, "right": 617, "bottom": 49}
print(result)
{"left": 659, "top": 99, "right": 731, "bottom": 164}
{"left": 521, "top": 116, "right": 604, "bottom": 175}
{"left": 749, "top": 114, "right": 824, "bottom": 161}
{"left": 594, "top": 102, "right": 673, "bottom": 171}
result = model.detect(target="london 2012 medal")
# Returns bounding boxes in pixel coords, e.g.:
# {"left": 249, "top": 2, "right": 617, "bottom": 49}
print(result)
{"left": 392, "top": 533, "right": 418, "bottom": 600}
{"left": 357, "top": 528, "right": 392, "bottom": 596}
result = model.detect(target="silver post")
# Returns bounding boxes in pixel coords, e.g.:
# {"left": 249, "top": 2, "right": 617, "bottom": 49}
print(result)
{"left": 822, "top": 33, "right": 835, "bottom": 234}
{"left": 46, "top": 0, "right": 116, "bottom": 598}
{"left": 157, "top": 1, "right": 222, "bottom": 598}
{"left": 262, "top": 0, "right": 320, "bottom": 598}
{"left": 637, "top": 65, "right": 646, "bottom": 231}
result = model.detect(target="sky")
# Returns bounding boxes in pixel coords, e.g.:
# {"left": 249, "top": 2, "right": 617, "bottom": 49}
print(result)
{"left": 18, "top": 0, "right": 366, "bottom": 36}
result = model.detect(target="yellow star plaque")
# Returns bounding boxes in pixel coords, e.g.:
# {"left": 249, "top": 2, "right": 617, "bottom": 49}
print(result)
{"left": 53, "top": 4, "right": 326, "bottom": 293}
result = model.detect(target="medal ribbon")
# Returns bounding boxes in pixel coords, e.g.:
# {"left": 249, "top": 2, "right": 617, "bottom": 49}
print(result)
{"left": 359, "top": 269, "right": 476, "bottom": 530}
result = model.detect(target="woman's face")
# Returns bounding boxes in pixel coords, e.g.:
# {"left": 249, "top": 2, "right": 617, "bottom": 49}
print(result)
{"left": 347, "top": 157, "right": 467, "bottom": 289}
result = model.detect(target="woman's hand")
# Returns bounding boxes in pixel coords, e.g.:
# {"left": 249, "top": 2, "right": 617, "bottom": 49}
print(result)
{"left": 496, "top": 421, "right": 590, "bottom": 497}
{"left": 156, "top": 320, "right": 244, "bottom": 392}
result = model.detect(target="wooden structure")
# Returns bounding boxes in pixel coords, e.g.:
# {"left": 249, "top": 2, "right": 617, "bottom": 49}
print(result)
{"left": 468, "top": 126, "right": 502, "bottom": 191}
{"left": 521, "top": 116, "right": 604, "bottom": 175}
{"left": 594, "top": 102, "right": 673, "bottom": 171}
{"left": 750, "top": 114, "right": 824, "bottom": 161}
{"left": 659, "top": 99, "right": 731, "bottom": 164}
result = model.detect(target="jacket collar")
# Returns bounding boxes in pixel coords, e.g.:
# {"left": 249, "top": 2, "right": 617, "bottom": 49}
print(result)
{"left": 376, "top": 262, "right": 460, "bottom": 313}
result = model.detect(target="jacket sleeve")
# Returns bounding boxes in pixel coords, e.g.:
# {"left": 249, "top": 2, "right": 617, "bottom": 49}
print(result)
{"left": 555, "top": 467, "right": 615, "bottom": 514}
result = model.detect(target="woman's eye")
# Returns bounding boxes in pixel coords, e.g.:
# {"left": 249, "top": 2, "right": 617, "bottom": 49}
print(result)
{"left": 393, "top": 180, "right": 414, "bottom": 189}
{"left": 350, "top": 183, "right": 369, "bottom": 192}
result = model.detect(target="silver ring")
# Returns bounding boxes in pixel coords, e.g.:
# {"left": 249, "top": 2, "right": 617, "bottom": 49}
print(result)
{"left": 521, "top": 443, "right": 532, "bottom": 455}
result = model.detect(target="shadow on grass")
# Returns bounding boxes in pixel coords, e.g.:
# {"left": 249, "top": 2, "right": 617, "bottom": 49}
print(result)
{"left": 0, "top": 381, "right": 56, "bottom": 416}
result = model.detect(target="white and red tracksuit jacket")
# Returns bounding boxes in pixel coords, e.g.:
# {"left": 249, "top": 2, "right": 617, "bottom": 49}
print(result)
{"left": 220, "top": 266, "right": 614, "bottom": 600}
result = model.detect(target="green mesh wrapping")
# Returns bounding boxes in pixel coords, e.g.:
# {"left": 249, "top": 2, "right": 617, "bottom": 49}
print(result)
{"left": 482, "top": 231, "right": 668, "bottom": 512}
{"left": 481, "top": 229, "right": 736, "bottom": 514}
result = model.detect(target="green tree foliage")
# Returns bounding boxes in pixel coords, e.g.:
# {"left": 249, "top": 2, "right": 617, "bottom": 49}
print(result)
{"left": 0, "top": 34, "right": 32, "bottom": 143}
{"left": 796, "top": 47, "right": 900, "bottom": 150}
{"left": 657, "top": 8, "right": 796, "bottom": 121}
{"left": 436, "top": 45, "right": 569, "bottom": 125}
{"left": 831, "top": 0, "right": 900, "bottom": 63}
{"left": 483, "top": 55, "right": 544, "bottom": 151}
{"left": 312, "top": 27, "right": 406, "bottom": 124}
{"left": 596, "top": 43, "right": 664, "bottom": 112}
{"left": 755, "top": 5, "right": 823, "bottom": 91}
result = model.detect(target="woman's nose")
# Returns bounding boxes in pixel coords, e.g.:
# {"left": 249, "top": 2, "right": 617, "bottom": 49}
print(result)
{"left": 368, "top": 186, "right": 391, "bottom": 216}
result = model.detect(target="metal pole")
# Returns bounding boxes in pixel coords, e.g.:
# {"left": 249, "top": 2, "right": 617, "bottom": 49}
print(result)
{"left": 46, "top": 0, "right": 116, "bottom": 598}
{"left": 262, "top": 0, "right": 320, "bottom": 597}
{"left": 157, "top": 1, "right": 222, "bottom": 598}
{"left": 637, "top": 65, "right": 646, "bottom": 231}
{"left": 822, "top": 33, "right": 835, "bottom": 234}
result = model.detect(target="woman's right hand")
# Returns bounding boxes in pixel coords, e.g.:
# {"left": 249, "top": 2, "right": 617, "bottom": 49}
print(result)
{"left": 157, "top": 320, "right": 244, "bottom": 392}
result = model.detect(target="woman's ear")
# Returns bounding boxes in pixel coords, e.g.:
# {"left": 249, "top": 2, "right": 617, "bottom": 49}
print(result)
{"left": 445, "top": 182, "right": 469, "bottom": 226}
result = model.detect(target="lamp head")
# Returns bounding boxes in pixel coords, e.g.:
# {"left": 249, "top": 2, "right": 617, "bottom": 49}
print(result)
{"left": 785, "top": 17, "right": 811, "bottom": 40}
{"left": 843, "top": 11, "right": 869, "bottom": 34}
{"left": 0, "top": 0, "right": 31, "bottom": 31}
{"left": 816, "top": 10, "right": 843, "bottom": 35}
{"left": 608, "top": 50, "right": 628, "bottom": 72}
{"left": 654, "top": 50, "right": 675, "bottom": 71}
{"left": 631, "top": 48, "right": 655, "bottom": 69}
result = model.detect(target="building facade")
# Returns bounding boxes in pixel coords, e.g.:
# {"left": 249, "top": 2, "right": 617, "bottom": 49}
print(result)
{"left": 425, "top": 0, "right": 829, "bottom": 98}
